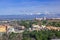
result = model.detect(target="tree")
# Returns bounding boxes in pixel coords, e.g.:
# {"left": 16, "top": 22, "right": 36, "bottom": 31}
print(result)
{"left": 42, "top": 20, "right": 47, "bottom": 25}
{"left": 55, "top": 31, "right": 60, "bottom": 38}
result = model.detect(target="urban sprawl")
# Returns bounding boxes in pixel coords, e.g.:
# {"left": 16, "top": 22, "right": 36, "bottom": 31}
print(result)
{"left": 0, "top": 18, "right": 60, "bottom": 40}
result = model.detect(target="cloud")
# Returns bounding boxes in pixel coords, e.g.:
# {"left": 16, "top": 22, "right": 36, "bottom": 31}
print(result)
{"left": 0, "top": 0, "right": 60, "bottom": 15}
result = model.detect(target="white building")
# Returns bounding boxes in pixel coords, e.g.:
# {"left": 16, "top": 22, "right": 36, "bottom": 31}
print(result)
{"left": 43, "top": 17, "right": 46, "bottom": 20}
{"left": 32, "top": 24, "right": 40, "bottom": 30}
{"left": 41, "top": 25, "right": 46, "bottom": 28}
{"left": 7, "top": 27, "right": 15, "bottom": 33}
{"left": 35, "top": 18, "right": 43, "bottom": 20}
{"left": 7, "top": 25, "right": 25, "bottom": 33}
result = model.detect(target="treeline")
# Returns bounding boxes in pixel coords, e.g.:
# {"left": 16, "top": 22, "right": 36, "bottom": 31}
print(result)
{"left": 22, "top": 30, "right": 60, "bottom": 40}
{"left": 47, "top": 22, "right": 60, "bottom": 27}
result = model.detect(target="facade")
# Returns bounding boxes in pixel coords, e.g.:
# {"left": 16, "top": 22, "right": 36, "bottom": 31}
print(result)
{"left": 32, "top": 24, "right": 40, "bottom": 30}
{"left": 0, "top": 25, "right": 7, "bottom": 33}
{"left": 7, "top": 27, "right": 15, "bottom": 33}
{"left": 41, "top": 25, "right": 46, "bottom": 28}
{"left": 14, "top": 26, "right": 25, "bottom": 30}
{"left": 7, "top": 25, "right": 25, "bottom": 33}
{"left": 19, "top": 26, "right": 25, "bottom": 30}
{"left": 46, "top": 26, "right": 60, "bottom": 31}
{"left": 35, "top": 18, "right": 43, "bottom": 21}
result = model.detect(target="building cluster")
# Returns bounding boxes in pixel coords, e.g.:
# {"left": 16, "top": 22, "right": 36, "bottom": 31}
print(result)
{"left": 0, "top": 23, "right": 60, "bottom": 34}
{"left": 46, "top": 26, "right": 60, "bottom": 31}
{"left": 35, "top": 17, "right": 60, "bottom": 21}
{"left": 0, "top": 24, "right": 25, "bottom": 34}
{"left": 29, "top": 24, "right": 60, "bottom": 31}
{"left": 35, "top": 17, "right": 46, "bottom": 21}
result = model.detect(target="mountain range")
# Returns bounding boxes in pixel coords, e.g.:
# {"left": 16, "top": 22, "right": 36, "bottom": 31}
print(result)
{"left": 0, "top": 13, "right": 60, "bottom": 20}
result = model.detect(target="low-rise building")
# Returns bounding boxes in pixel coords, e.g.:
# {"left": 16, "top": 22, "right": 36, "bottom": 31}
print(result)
{"left": 35, "top": 18, "right": 43, "bottom": 21}
{"left": 14, "top": 26, "right": 25, "bottom": 30}
{"left": 41, "top": 25, "right": 46, "bottom": 28}
{"left": 7, "top": 25, "right": 25, "bottom": 33}
{"left": 32, "top": 24, "right": 41, "bottom": 30}
{"left": 46, "top": 26, "right": 60, "bottom": 31}
{"left": 0, "top": 25, "right": 7, "bottom": 33}
{"left": 7, "top": 27, "right": 15, "bottom": 33}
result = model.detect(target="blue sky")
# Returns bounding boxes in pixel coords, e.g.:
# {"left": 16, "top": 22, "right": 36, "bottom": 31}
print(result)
{"left": 0, "top": 0, "right": 60, "bottom": 15}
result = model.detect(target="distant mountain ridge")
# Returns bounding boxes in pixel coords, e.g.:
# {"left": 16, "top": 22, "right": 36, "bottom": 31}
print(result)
{"left": 0, "top": 13, "right": 60, "bottom": 20}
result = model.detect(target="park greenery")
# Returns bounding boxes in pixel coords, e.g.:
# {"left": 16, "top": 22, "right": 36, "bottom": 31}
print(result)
{"left": 17, "top": 20, "right": 60, "bottom": 28}
{"left": 17, "top": 20, "right": 38, "bottom": 28}
{"left": 22, "top": 30, "right": 60, "bottom": 40}
{"left": 2, "top": 30, "right": 60, "bottom": 40}
{"left": 47, "top": 22, "right": 60, "bottom": 27}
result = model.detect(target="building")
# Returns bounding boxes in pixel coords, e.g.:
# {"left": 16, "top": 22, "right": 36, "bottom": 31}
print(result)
{"left": 35, "top": 18, "right": 43, "bottom": 21}
{"left": 32, "top": 24, "right": 41, "bottom": 30}
{"left": 0, "top": 25, "right": 7, "bottom": 33}
{"left": 7, "top": 25, "right": 25, "bottom": 33}
{"left": 14, "top": 26, "right": 25, "bottom": 30}
{"left": 43, "top": 17, "right": 46, "bottom": 20}
{"left": 7, "top": 27, "right": 15, "bottom": 33}
{"left": 41, "top": 25, "right": 46, "bottom": 28}
{"left": 46, "top": 26, "right": 60, "bottom": 31}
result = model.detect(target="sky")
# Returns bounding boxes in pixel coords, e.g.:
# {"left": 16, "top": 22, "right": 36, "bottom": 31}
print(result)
{"left": 0, "top": 0, "right": 60, "bottom": 15}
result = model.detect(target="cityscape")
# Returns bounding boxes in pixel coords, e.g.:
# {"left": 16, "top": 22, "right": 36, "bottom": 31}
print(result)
{"left": 0, "top": 0, "right": 60, "bottom": 40}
